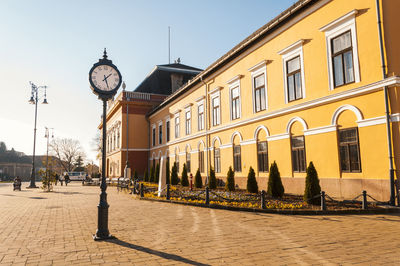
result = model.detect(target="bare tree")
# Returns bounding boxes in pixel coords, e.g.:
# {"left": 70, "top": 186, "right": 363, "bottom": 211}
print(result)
{"left": 49, "top": 138, "right": 86, "bottom": 172}
{"left": 91, "top": 132, "right": 102, "bottom": 160}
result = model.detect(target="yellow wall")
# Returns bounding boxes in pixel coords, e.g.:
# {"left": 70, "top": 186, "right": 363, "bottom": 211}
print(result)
{"left": 144, "top": 0, "right": 399, "bottom": 200}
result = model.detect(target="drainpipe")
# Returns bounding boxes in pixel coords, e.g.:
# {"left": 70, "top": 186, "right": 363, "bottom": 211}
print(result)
{"left": 376, "top": 0, "right": 395, "bottom": 205}
{"left": 200, "top": 76, "right": 209, "bottom": 185}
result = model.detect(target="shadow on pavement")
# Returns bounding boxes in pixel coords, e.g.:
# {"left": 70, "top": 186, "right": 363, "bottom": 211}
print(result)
{"left": 106, "top": 238, "right": 210, "bottom": 266}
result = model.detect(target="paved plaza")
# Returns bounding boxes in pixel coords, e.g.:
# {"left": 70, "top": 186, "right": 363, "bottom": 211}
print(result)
{"left": 0, "top": 182, "right": 399, "bottom": 265}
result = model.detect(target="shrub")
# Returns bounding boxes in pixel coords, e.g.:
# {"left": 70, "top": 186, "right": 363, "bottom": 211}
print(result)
{"left": 304, "top": 161, "right": 321, "bottom": 205}
{"left": 246, "top": 166, "right": 258, "bottom": 193}
{"left": 209, "top": 167, "right": 217, "bottom": 189}
{"left": 225, "top": 166, "right": 235, "bottom": 191}
{"left": 194, "top": 169, "right": 203, "bottom": 188}
{"left": 267, "top": 161, "right": 284, "bottom": 198}
{"left": 171, "top": 162, "right": 179, "bottom": 185}
{"left": 181, "top": 163, "right": 189, "bottom": 186}
{"left": 144, "top": 170, "right": 149, "bottom": 182}
{"left": 149, "top": 165, "right": 155, "bottom": 183}
{"left": 155, "top": 163, "right": 160, "bottom": 183}
{"left": 166, "top": 159, "right": 170, "bottom": 185}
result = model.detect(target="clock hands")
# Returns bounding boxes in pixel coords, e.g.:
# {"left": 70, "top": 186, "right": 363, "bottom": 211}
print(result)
{"left": 103, "top": 74, "right": 110, "bottom": 89}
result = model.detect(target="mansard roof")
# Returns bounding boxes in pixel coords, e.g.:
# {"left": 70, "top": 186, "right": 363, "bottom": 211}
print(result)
{"left": 134, "top": 63, "right": 202, "bottom": 95}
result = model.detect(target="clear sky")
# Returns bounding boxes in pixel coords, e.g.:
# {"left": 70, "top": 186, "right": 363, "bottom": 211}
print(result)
{"left": 0, "top": 0, "right": 295, "bottom": 163}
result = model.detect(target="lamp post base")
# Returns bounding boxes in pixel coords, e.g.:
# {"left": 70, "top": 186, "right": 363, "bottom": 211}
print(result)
{"left": 26, "top": 185, "right": 39, "bottom": 189}
{"left": 92, "top": 233, "right": 115, "bottom": 241}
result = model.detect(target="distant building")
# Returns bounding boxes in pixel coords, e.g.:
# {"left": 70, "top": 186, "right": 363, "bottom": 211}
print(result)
{"left": 98, "top": 63, "right": 202, "bottom": 178}
{"left": 100, "top": 0, "right": 400, "bottom": 202}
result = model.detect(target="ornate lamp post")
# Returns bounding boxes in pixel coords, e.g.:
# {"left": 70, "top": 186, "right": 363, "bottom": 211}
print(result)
{"left": 28, "top": 82, "right": 48, "bottom": 188}
{"left": 89, "top": 49, "right": 122, "bottom": 240}
{"left": 122, "top": 82, "right": 131, "bottom": 180}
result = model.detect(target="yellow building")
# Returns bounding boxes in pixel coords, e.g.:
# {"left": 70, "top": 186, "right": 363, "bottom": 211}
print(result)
{"left": 102, "top": 0, "right": 400, "bottom": 203}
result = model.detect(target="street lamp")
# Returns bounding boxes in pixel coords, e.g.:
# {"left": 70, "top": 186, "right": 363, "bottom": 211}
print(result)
{"left": 28, "top": 81, "right": 48, "bottom": 188}
{"left": 122, "top": 82, "right": 131, "bottom": 180}
{"left": 44, "top": 127, "right": 54, "bottom": 190}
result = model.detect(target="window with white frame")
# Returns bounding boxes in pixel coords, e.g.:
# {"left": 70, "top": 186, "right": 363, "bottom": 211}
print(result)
{"left": 254, "top": 74, "right": 266, "bottom": 112}
{"left": 166, "top": 120, "right": 170, "bottom": 142}
{"left": 211, "top": 95, "right": 220, "bottom": 126}
{"left": 214, "top": 148, "right": 221, "bottom": 173}
{"left": 158, "top": 123, "right": 162, "bottom": 144}
{"left": 278, "top": 40, "right": 306, "bottom": 104}
{"left": 198, "top": 103, "right": 204, "bottom": 131}
{"left": 320, "top": 10, "right": 360, "bottom": 90}
{"left": 185, "top": 109, "right": 191, "bottom": 135}
{"left": 231, "top": 86, "right": 240, "bottom": 120}
{"left": 174, "top": 115, "right": 180, "bottom": 138}
{"left": 152, "top": 126, "right": 156, "bottom": 146}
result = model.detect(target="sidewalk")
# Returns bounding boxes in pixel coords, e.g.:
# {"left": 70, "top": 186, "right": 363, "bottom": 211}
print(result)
{"left": 0, "top": 182, "right": 399, "bottom": 265}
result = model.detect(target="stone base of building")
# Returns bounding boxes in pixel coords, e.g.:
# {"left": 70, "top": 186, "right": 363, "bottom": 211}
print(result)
{"left": 221, "top": 176, "right": 391, "bottom": 202}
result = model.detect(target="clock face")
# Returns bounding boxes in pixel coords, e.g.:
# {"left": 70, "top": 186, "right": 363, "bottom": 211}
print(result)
{"left": 90, "top": 64, "right": 121, "bottom": 91}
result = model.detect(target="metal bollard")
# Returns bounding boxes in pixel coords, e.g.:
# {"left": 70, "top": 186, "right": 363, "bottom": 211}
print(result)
{"left": 140, "top": 183, "right": 144, "bottom": 198}
{"left": 261, "top": 190, "right": 266, "bottom": 209}
{"left": 362, "top": 190, "right": 368, "bottom": 210}
{"left": 205, "top": 186, "right": 210, "bottom": 205}
{"left": 166, "top": 184, "right": 170, "bottom": 200}
{"left": 321, "top": 191, "right": 326, "bottom": 211}
{"left": 397, "top": 189, "right": 400, "bottom": 207}
{"left": 133, "top": 180, "right": 137, "bottom": 194}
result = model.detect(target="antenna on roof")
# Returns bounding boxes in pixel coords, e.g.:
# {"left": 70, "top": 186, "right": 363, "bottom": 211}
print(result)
{"left": 168, "top": 26, "right": 171, "bottom": 64}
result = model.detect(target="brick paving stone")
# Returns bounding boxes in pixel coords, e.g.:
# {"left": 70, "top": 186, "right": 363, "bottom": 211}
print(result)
{"left": 0, "top": 182, "right": 400, "bottom": 265}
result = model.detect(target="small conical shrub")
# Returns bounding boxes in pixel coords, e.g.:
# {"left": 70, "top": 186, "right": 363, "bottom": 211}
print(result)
{"left": 267, "top": 161, "right": 284, "bottom": 198}
{"left": 225, "top": 166, "right": 235, "bottom": 191}
{"left": 246, "top": 166, "right": 258, "bottom": 193}
{"left": 304, "top": 161, "right": 321, "bottom": 205}
{"left": 166, "top": 159, "right": 170, "bottom": 185}
{"left": 195, "top": 169, "right": 202, "bottom": 188}
{"left": 149, "top": 165, "right": 155, "bottom": 183}
{"left": 171, "top": 162, "right": 179, "bottom": 185}
{"left": 181, "top": 163, "right": 189, "bottom": 186}
{"left": 209, "top": 167, "right": 217, "bottom": 189}
{"left": 155, "top": 163, "right": 160, "bottom": 183}
{"left": 133, "top": 169, "right": 138, "bottom": 182}
{"left": 144, "top": 170, "right": 149, "bottom": 182}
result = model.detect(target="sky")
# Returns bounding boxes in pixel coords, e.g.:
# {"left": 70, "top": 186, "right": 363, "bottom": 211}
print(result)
{"left": 0, "top": 0, "right": 295, "bottom": 163}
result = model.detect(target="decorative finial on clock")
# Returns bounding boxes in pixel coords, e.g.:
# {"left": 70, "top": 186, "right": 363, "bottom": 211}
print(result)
{"left": 103, "top": 48, "right": 108, "bottom": 59}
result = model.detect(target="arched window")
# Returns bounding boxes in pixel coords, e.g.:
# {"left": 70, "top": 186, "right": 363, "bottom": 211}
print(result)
{"left": 186, "top": 146, "right": 191, "bottom": 173}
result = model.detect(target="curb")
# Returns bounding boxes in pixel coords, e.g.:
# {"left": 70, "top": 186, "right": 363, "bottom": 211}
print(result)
{"left": 138, "top": 196, "right": 400, "bottom": 215}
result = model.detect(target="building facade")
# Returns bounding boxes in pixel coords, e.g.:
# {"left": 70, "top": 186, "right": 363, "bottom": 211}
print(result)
{"left": 102, "top": 0, "right": 400, "bottom": 202}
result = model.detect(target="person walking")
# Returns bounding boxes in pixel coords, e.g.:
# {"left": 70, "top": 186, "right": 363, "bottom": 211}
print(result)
{"left": 64, "top": 173, "right": 70, "bottom": 186}
{"left": 55, "top": 174, "right": 59, "bottom": 186}
{"left": 60, "top": 175, "right": 64, "bottom": 186}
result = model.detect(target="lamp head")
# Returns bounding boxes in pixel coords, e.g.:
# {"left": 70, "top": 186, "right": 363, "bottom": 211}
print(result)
{"left": 42, "top": 98, "right": 48, "bottom": 104}
{"left": 28, "top": 97, "right": 35, "bottom": 104}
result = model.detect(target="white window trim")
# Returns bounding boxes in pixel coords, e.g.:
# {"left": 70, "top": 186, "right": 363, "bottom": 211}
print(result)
{"left": 227, "top": 75, "right": 243, "bottom": 121}
{"left": 320, "top": 10, "right": 360, "bottom": 91}
{"left": 197, "top": 99, "right": 205, "bottom": 131}
{"left": 174, "top": 112, "right": 180, "bottom": 139}
{"left": 249, "top": 60, "right": 268, "bottom": 113}
{"left": 158, "top": 121, "right": 163, "bottom": 145}
{"left": 185, "top": 106, "right": 191, "bottom": 135}
{"left": 210, "top": 88, "right": 221, "bottom": 127}
{"left": 278, "top": 39, "right": 306, "bottom": 104}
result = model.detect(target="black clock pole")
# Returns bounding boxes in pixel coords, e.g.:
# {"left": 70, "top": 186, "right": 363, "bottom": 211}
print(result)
{"left": 94, "top": 98, "right": 112, "bottom": 240}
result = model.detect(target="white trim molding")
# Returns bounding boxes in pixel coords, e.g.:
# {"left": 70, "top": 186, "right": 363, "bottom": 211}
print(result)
{"left": 228, "top": 76, "right": 242, "bottom": 121}
{"left": 231, "top": 131, "right": 243, "bottom": 144}
{"left": 241, "top": 139, "right": 257, "bottom": 146}
{"left": 391, "top": 113, "right": 400, "bottom": 123}
{"left": 254, "top": 125, "right": 270, "bottom": 140}
{"left": 267, "top": 133, "right": 290, "bottom": 141}
{"left": 357, "top": 116, "right": 386, "bottom": 128}
{"left": 304, "top": 125, "right": 337, "bottom": 136}
{"left": 209, "top": 86, "right": 223, "bottom": 95}
{"left": 331, "top": 104, "right": 363, "bottom": 125}
{"left": 286, "top": 116, "right": 308, "bottom": 133}
{"left": 220, "top": 144, "right": 233, "bottom": 149}
{"left": 226, "top": 74, "right": 244, "bottom": 85}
